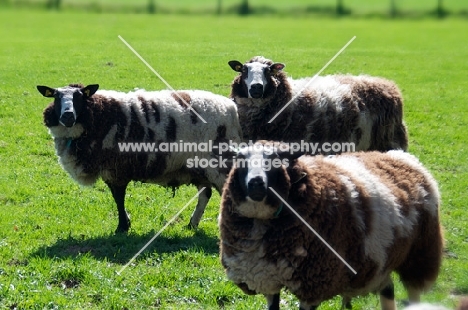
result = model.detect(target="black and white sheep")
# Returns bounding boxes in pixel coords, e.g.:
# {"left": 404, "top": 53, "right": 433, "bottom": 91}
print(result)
{"left": 38, "top": 83, "right": 242, "bottom": 233}
{"left": 228, "top": 56, "right": 408, "bottom": 152}
{"left": 219, "top": 141, "right": 443, "bottom": 310}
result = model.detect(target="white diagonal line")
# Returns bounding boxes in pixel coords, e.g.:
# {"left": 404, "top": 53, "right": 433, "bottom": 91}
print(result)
{"left": 118, "top": 35, "right": 207, "bottom": 124}
{"left": 268, "top": 36, "right": 356, "bottom": 123}
{"left": 268, "top": 187, "right": 357, "bottom": 275}
{"left": 116, "top": 187, "right": 206, "bottom": 276}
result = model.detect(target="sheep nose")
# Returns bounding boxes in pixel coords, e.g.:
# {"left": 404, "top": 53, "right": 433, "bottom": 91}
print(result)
{"left": 247, "top": 176, "right": 267, "bottom": 201}
{"left": 60, "top": 112, "right": 76, "bottom": 127}
{"left": 248, "top": 176, "right": 265, "bottom": 188}
{"left": 250, "top": 83, "right": 263, "bottom": 92}
{"left": 249, "top": 83, "right": 264, "bottom": 99}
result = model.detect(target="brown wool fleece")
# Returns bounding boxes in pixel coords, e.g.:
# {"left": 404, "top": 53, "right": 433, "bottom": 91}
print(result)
{"left": 219, "top": 149, "right": 443, "bottom": 305}
{"left": 230, "top": 56, "right": 408, "bottom": 152}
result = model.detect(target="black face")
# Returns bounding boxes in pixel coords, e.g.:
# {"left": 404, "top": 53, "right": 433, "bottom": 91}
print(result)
{"left": 37, "top": 84, "right": 99, "bottom": 127}
{"left": 228, "top": 59, "right": 286, "bottom": 100}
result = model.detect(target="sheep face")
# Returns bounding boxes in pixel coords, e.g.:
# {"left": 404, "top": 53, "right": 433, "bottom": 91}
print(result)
{"left": 37, "top": 84, "right": 99, "bottom": 127}
{"left": 229, "top": 59, "right": 285, "bottom": 99}
{"left": 228, "top": 142, "right": 301, "bottom": 219}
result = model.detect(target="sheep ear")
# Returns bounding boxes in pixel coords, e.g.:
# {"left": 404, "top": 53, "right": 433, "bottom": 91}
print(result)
{"left": 270, "top": 63, "right": 285, "bottom": 75}
{"left": 228, "top": 60, "right": 244, "bottom": 72}
{"left": 82, "top": 84, "right": 99, "bottom": 97}
{"left": 37, "top": 85, "right": 56, "bottom": 98}
{"left": 278, "top": 150, "right": 305, "bottom": 162}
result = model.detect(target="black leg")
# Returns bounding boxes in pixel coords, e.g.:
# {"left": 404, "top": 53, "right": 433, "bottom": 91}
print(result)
{"left": 380, "top": 281, "right": 395, "bottom": 300}
{"left": 266, "top": 293, "right": 280, "bottom": 310}
{"left": 107, "top": 182, "right": 130, "bottom": 233}
{"left": 299, "top": 300, "right": 319, "bottom": 310}
{"left": 379, "top": 281, "right": 396, "bottom": 309}
{"left": 342, "top": 296, "right": 352, "bottom": 309}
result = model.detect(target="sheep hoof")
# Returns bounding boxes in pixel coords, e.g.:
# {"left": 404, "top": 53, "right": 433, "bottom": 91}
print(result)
{"left": 114, "top": 227, "right": 129, "bottom": 234}
{"left": 186, "top": 222, "right": 198, "bottom": 230}
{"left": 115, "top": 222, "right": 131, "bottom": 234}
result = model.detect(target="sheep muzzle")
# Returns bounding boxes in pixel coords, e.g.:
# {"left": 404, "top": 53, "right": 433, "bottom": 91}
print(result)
{"left": 60, "top": 111, "right": 76, "bottom": 127}
{"left": 247, "top": 176, "right": 267, "bottom": 201}
{"left": 249, "top": 84, "right": 264, "bottom": 99}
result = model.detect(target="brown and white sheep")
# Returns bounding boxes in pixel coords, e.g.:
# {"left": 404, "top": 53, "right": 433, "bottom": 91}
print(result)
{"left": 38, "top": 83, "right": 242, "bottom": 233}
{"left": 219, "top": 141, "right": 443, "bottom": 310}
{"left": 228, "top": 56, "right": 408, "bottom": 152}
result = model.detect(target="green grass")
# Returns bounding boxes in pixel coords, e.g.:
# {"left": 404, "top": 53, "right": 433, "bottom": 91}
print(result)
{"left": 0, "top": 8, "right": 467, "bottom": 309}
{"left": 4, "top": 0, "right": 468, "bottom": 16}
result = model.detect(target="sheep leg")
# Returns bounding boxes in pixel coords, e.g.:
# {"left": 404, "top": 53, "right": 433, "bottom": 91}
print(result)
{"left": 265, "top": 293, "right": 280, "bottom": 310}
{"left": 188, "top": 185, "right": 212, "bottom": 229}
{"left": 341, "top": 296, "right": 352, "bottom": 309}
{"left": 299, "top": 300, "right": 318, "bottom": 310}
{"left": 379, "top": 281, "right": 396, "bottom": 310}
{"left": 407, "top": 286, "right": 421, "bottom": 304}
{"left": 107, "top": 182, "right": 131, "bottom": 233}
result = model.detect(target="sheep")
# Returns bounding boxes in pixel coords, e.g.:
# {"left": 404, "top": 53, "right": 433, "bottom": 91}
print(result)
{"left": 219, "top": 141, "right": 443, "bottom": 310}
{"left": 38, "top": 83, "right": 242, "bottom": 233}
{"left": 228, "top": 56, "right": 408, "bottom": 152}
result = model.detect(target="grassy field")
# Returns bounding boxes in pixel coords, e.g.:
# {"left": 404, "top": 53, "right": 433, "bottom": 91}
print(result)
{"left": 0, "top": 8, "right": 467, "bottom": 309}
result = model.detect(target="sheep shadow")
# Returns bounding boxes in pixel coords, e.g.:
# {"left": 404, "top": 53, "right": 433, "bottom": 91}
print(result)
{"left": 30, "top": 229, "right": 219, "bottom": 264}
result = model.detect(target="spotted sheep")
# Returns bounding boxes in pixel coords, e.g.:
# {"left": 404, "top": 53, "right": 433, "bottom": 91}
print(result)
{"left": 38, "top": 83, "right": 242, "bottom": 233}
{"left": 228, "top": 56, "right": 408, "bottom": 152}
{"left": 219, "top": 141, "right": 443, "bottom": 310}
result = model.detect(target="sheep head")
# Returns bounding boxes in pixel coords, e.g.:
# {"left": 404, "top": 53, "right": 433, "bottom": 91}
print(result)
{"left": 229, "top": 56, "right": 285, "bottom": 99}
{"left": 225, "top": 141, "right": 303, "bottom": 219}
{"left": 38, "top": 84, "right": 99, "bottom": 128}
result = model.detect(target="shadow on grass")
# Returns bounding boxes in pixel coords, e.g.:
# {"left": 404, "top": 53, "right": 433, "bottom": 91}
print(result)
{"left": 29, "top": 229, "right": 219, "bottom": 264}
